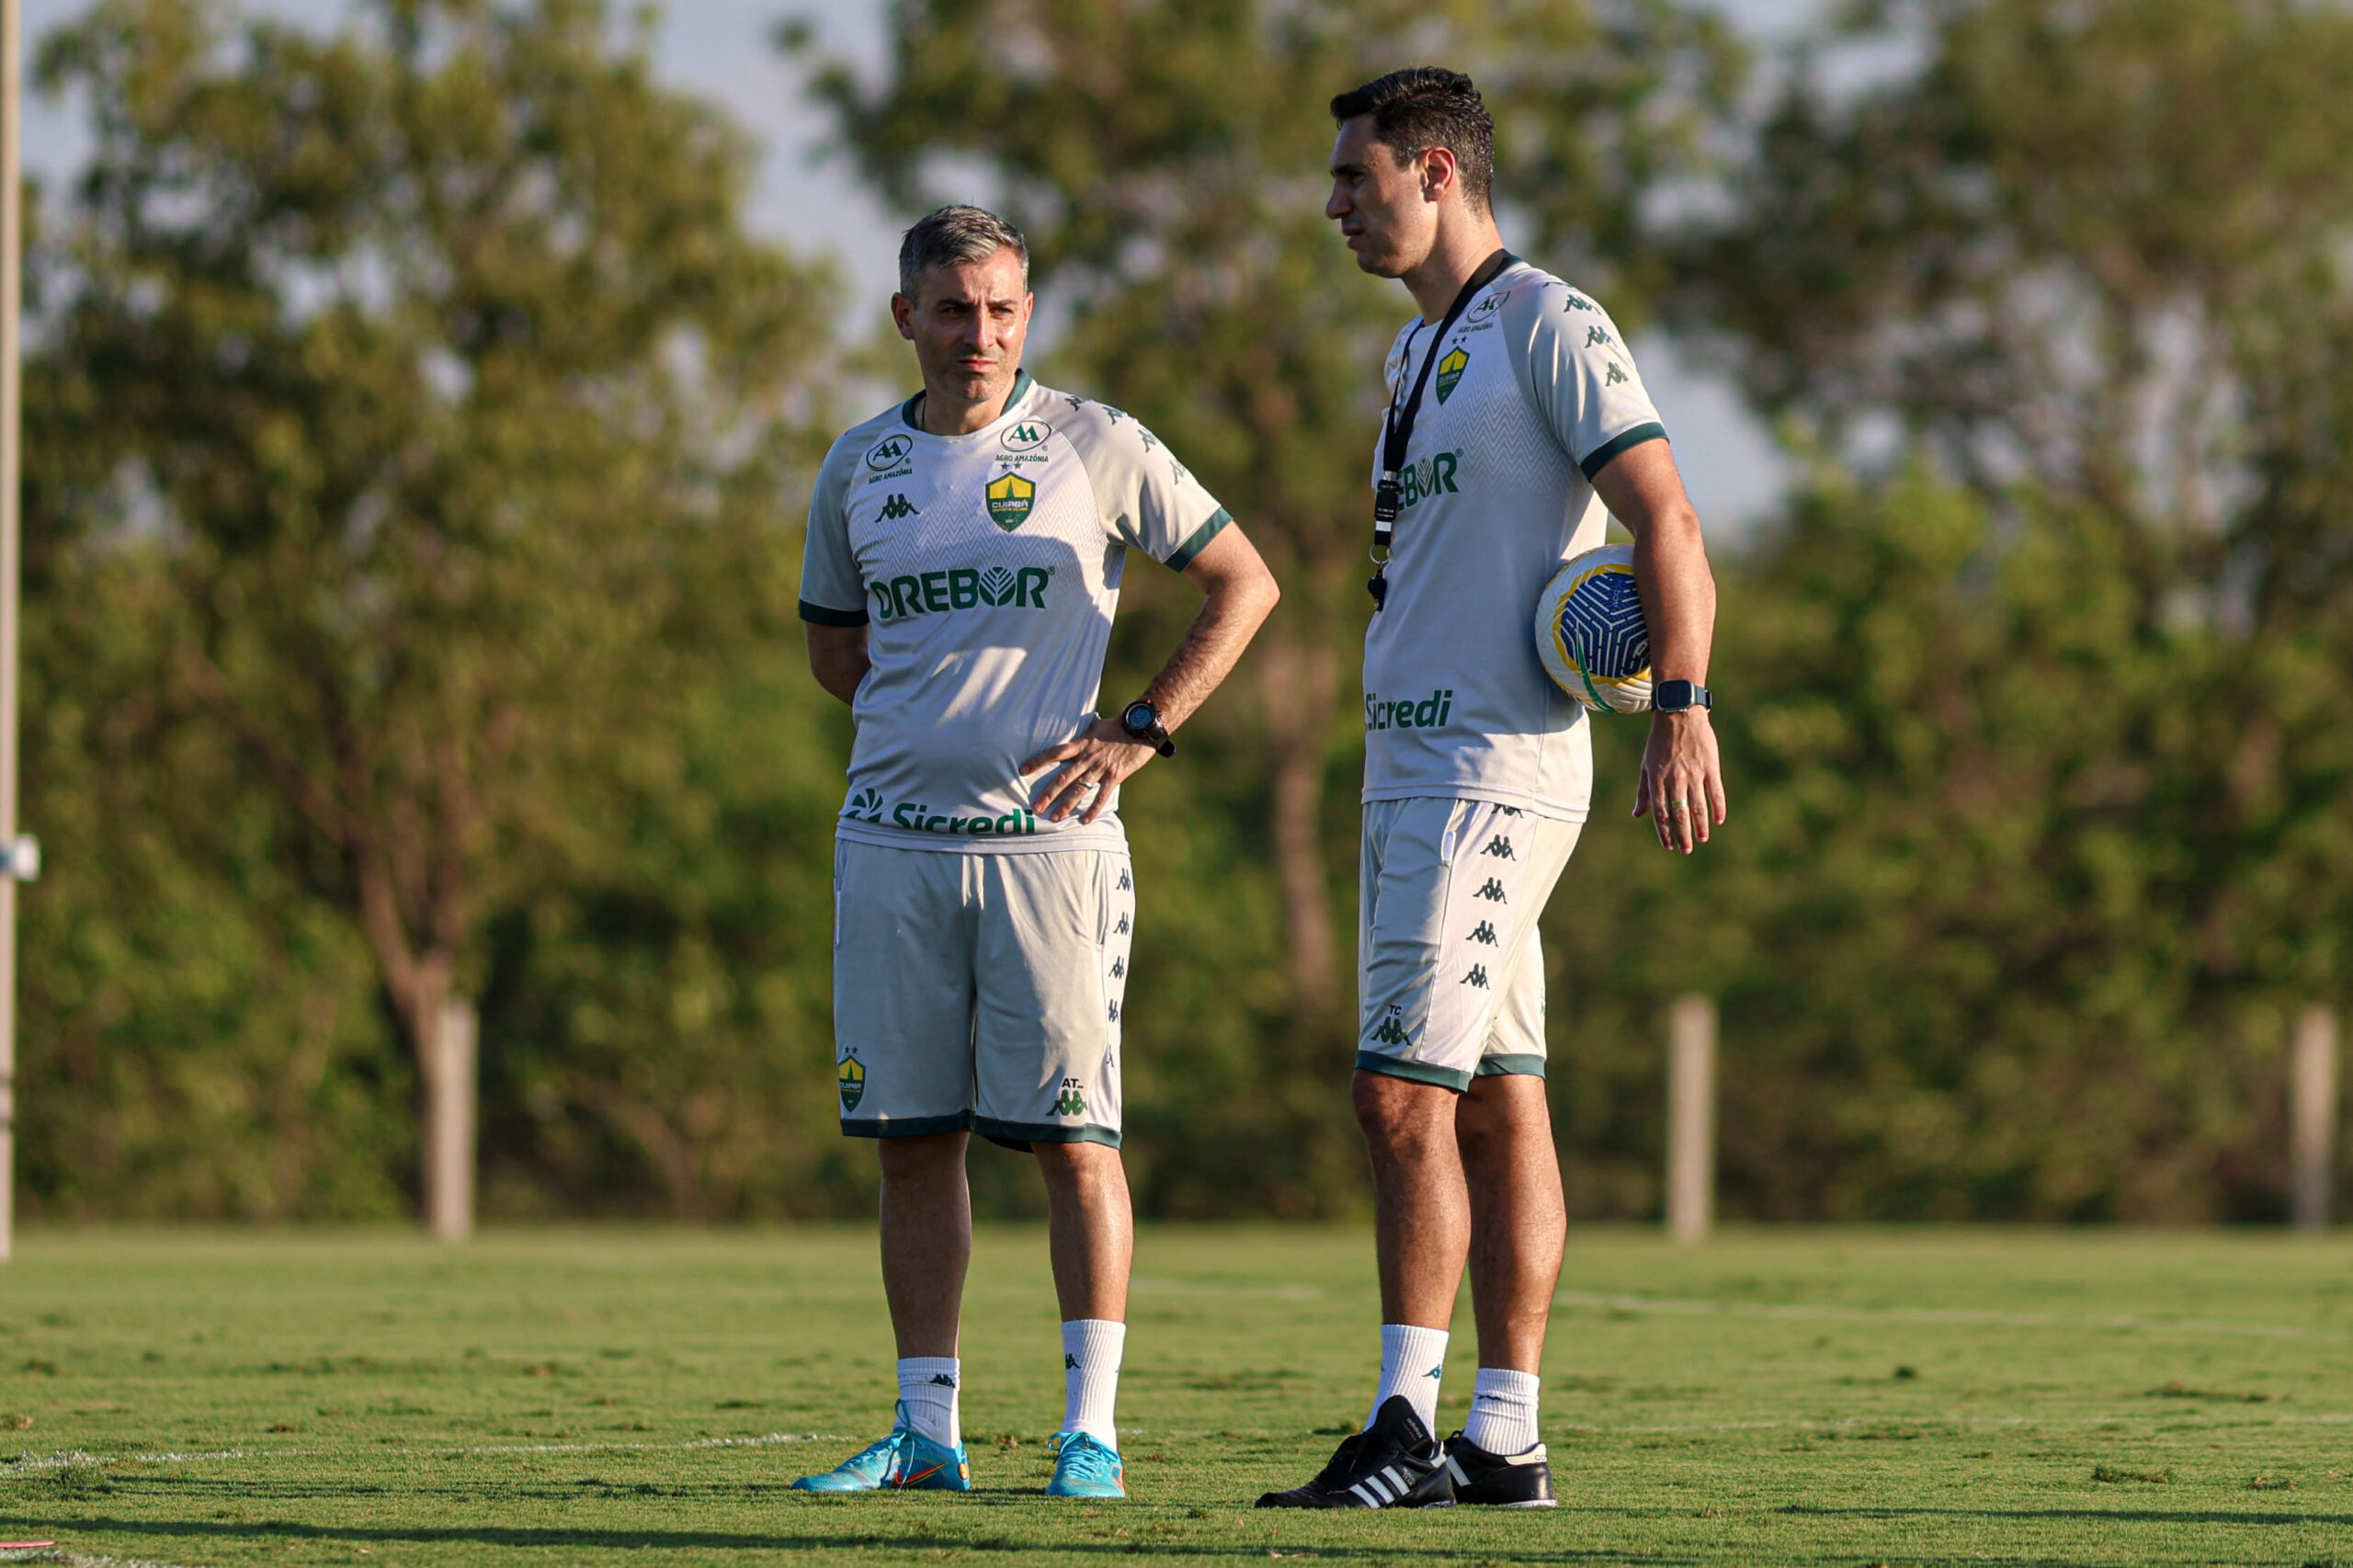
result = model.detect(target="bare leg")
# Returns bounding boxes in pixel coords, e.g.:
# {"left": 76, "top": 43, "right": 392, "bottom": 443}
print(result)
{"left": 1033, "top": 1142, "right": 1132, "bottom": 1322}
{"left": 1354, "top": 1069, "right": 1469, "bottom": 1328}
{"left": 1456, "top": 1074, "right": 1564, "bottom": 1372}
{"left": 880, "top": 1131, "right": 972, "bottom": 1358}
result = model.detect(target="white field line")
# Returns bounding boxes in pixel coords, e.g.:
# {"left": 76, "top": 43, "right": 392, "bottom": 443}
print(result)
{"left": 1553, "top": 1289, "right": 2350, "bottom": 1342}
{"left": 0, "top": 1431, "right": 851, "bottom": 1479}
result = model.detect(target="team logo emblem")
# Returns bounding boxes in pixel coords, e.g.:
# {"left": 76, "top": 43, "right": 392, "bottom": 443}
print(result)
{"left": 866, "top": 434, "right": 914, "bottom": 472}
{"left": 1435, "top": 347, "right": 1469, "bottom": 404}
{"left": 1053, "top": 1077, "right": 1088, "bottom": 1118}
{"left": 1000, "top": 420, "right": 1052, "bottom": 453}
{"left": 837, "top": 1055, "right": 866, "bottom": 1112}
{"left": 985, "top": 472, "right": 1036, "bottom": 530}
{"left": 1467, "top": 292, "right": 1505, "bottom": 324}
{"left": 880, "top": 493, "right": 919, "bottom": 520}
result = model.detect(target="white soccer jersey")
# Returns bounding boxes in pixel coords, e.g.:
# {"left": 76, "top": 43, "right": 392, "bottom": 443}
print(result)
{"left": 1361, "top": 258, "right": 1667, "bottom": 823}
{"left": 801, "top": 372, "right": 1232, "bottom": 854}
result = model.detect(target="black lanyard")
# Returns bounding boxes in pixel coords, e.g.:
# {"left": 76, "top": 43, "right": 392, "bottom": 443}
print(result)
{"left": 1370, "top": 248, "right": 1516, "bottom": 608}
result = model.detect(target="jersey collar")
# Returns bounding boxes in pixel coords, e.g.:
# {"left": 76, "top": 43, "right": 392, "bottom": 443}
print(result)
{"left": 898, "top": 369, "right": 1037, "bottom": 436}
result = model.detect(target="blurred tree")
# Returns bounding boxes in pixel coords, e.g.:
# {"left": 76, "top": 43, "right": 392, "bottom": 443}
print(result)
{"left": 789, "top": 0, "right": 1744, "bottom": 1213}
{"left": 1628, "top": 0, "right": 2353, "bottom": 1218}
{"left": 27, "top": 0, "right": 834, "bottom": 1223}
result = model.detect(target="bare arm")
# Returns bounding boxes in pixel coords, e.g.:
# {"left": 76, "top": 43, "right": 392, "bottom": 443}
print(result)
{"left": 1021, "top": 525, "right": 1281, "bottom": 823}
{"left": 1590, "top": 438, "right": 1726, "bottom": 853}
{"left": 805, "top": 622, "right": 870, "bottom": 707}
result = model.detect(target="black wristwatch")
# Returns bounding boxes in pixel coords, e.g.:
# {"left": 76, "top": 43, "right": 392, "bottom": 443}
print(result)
{"left": 1654, "top": 679, "right": 1714, "bottom": 714}
{"left": 1119, "top": 699, "right": 1176, "bottom": 757}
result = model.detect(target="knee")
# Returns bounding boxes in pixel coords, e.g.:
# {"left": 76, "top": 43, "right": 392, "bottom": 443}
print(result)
{"left": 879, "top": 1131, "right": 967, "bottom": 1182}
{"left": 1353, "top": 1071, "right": 1460, "bottom": 1161}
{"left": 1032, "top": 1140, "right": 1123, "bottom": 1191}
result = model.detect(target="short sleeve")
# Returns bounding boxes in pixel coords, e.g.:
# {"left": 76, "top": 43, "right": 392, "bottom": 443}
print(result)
{"left": 1084, "top": 413, "right": 1233, "bottom": 572}
{"left": 798, "top": 439, "right": 869, "bottom": 627}
{"left": 1522, "top": 287, "right": 1667, "bottom": 482}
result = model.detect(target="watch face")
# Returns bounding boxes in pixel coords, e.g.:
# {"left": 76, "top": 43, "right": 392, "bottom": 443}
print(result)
{"left": 1123, "top": 702, "right": 1156, "bottom": 730}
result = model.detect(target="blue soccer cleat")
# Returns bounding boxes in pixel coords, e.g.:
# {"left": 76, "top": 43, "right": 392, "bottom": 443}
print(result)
{"left": 1044, "top": 1429, "right": 1125, "bottom": 1498}
{"left": 790, "top": 1402, "right": 972, "bottom": 1492}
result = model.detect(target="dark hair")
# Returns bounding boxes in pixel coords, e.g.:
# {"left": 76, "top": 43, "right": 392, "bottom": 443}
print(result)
{"left": 1329, "top": 67, "right": 1495, "bottom": 216}
{"left": 897, "top": 205, "right": 1029, "bottom": 300}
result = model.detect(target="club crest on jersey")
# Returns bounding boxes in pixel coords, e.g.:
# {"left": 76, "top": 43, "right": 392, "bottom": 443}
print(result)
{"left": 985, "top": 472, "right": 1036, "bottom": 530}
{"left": 837, "top": 1054, "right": 866, "bottom": 1112}
{"left": 1435, "top": 347, "right": 1469, "bottom": 404}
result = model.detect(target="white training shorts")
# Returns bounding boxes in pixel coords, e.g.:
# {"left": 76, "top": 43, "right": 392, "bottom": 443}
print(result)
{"left": 1357, "top": 797, "right": 1582, "bottom": 1092}
{"left": 831, "top": 839, "right": 1133, "bottom": 1148}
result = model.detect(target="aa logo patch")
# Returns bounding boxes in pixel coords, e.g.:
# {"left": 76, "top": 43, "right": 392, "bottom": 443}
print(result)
{"left": 985, "top": 472, "right": 1036, "bottom": 530}
{"left": 1435, "top": 347, "right": 1469, "bottom": 404}
{"left": 837, "top": 1054, "right": 866, "bottom": 1112}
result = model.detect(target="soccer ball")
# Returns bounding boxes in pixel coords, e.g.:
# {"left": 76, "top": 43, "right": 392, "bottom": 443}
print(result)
{"left": 1535, "top": 544, "right": 1652, "bottom": 713}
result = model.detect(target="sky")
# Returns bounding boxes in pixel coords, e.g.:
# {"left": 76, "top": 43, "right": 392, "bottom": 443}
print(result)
{"left": 17, "top": 0, "right": 1824, "bottom": 531}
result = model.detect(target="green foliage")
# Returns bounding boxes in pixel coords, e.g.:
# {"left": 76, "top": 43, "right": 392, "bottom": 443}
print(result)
{"left": 16, "top": 0, "right": 2353, "bottom": 1222}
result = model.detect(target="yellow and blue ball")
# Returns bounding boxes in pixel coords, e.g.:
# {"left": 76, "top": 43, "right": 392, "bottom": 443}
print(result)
{"left": 1535, "top": 544, "right": 1653, "bottom": 714}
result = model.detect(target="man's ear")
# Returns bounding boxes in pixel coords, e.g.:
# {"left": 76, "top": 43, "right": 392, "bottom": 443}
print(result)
{"left": 891, "top": 292, "right": 917, "bottom": 340}
{"left": 1420, "top": 145, "right": 1459, "bottom": 204}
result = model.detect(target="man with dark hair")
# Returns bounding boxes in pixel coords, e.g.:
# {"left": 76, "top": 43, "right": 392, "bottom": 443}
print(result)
{"left": 1257, "top": 72, "right": 1725, "bottom": 1510}
{"left": 791, "top": 205, "right": 1279, "bottom": 1499}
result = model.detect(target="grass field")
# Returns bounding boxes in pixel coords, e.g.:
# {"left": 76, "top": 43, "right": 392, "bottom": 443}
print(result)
{"left": 0, "top": 1226, "right": 2348, "bottom": 1566}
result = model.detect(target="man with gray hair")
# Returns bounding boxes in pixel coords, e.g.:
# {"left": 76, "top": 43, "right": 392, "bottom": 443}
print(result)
{"left": 790, "top": 205, "right": 1279, "bottom": 1499}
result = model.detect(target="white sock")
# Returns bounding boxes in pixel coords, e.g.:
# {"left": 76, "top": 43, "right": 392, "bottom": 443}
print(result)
{"left": 897, "top": 1357, "right": 961, "bottom": 1449}
{"left": 1060, "top": 1319, "right": 1126, "bottom": 1447}
{"left": 1461, "top": 1367, "right": 1541, "bottom": 1455}
{"left": 1367, "top": 1324, "right": 1449, "bottom": 1433}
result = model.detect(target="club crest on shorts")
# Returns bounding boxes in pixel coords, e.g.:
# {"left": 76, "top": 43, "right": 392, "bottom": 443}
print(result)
{"left": 837, "top": 1054, "right": 866, "bottom": 1113}
{"left": 985, "top": 472, "right": 1035, "bottom": 531}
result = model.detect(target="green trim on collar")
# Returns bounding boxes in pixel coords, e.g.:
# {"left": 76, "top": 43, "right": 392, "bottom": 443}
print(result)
{"left": 900, "top": 370, "right": 1037, "bottom": 434}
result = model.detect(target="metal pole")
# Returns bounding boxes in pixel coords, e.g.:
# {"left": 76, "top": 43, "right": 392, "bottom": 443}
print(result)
{"left": 1666, "top": 994, "right": 1715, "bottom": 1242}
{"left": 2292, "top": 1006, "right": 2339, "bottom": 1233}
{"left": 0, "top": 0, "right": 22, "bottom": 1266}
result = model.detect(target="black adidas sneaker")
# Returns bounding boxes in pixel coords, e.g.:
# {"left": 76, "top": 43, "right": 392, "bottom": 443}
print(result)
{"left": 1255, "top": 1396, "right": 1453, "bottom": 1509}
{"left": 1439, "top": 1432, "right": 1557, "bottom": 1506}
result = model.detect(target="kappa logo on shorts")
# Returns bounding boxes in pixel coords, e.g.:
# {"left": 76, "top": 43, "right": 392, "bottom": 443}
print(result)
{"left": 1108, "top": 1001, "right": 1120, "bottom": 1021}
{"left": 1109, "top": 957, "right": 1126, "bottom": 979}
{"left": 837, "top": 1055, "right": 866, "bottom": 1112}
{"left": 1462, "top": 965, "right": 1490, "bottom": 989}
{"left": 1053, "top": 1077, "right": 1088, "bottom": 1118}
{"left": 1114, "top": 914, "right": 1131, "bottom": 935}
{"left": 1468, "top": 921, "right": 1499, "bottom": 946}
{"left": 1474, "top": 878, "right": 1508, "bottom": 903}
{"left": 1483, "top": 835, "right": 1516, "bottom": 859}
{"left": 1370, "top": 1015, "right": 1411, "bottom": 1047}
{"left": 1117, "top": 869, "right": 1132, "bottom": 892}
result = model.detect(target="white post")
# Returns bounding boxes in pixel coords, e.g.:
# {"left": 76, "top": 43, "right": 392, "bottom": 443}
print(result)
{"left": 1666, "top": 994, "right": 1715, "bottom": 1242}
{"left": 0, "top": 0, "right": 23, "bottom": 1266}
{"left": 426, "top": 998, "right": 477, "bottom": 1242}
{"left": 2292, "top": 1006, "right": 2339, "bottom": 1233}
